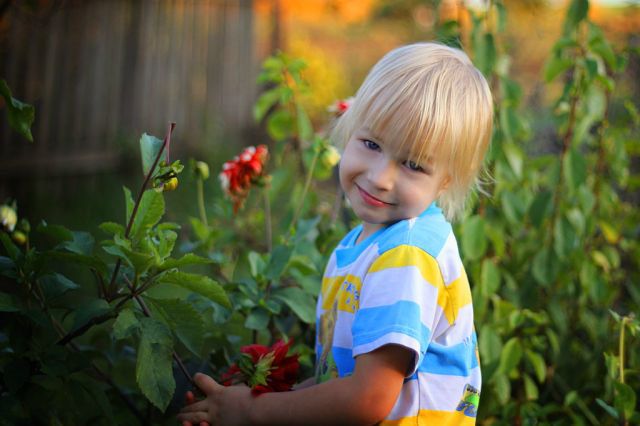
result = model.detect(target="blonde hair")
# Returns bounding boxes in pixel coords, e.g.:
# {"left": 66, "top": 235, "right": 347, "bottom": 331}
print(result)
{"left": 331, "top": 42, "right": 493, "bottom": 220}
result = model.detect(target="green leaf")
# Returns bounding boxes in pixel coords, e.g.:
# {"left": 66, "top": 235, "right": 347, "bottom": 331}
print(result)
{"left": 480, "top": 259, "right": 500, "bottom": 297}
{"left": 43, "top": 250, "right": 109, "bottom": 277}
{"left": 149, "top": 298, "right": 204, "bottom": 356}
{"left": 500, "top": 76, "right": 522, "bottom": 106}
{"left": 500, "top": 106, "right": 521, "bottom": 142}
{"left": 131, "top": 190, "right": 165, "bottom": 240}
{"left": 523, "top": 373, "right": 539, "bottom": 401}
{"left": 502, "top": 142, "right": 523, "bottom": 178}
{"left": 532, "top": 248, "right": 560, "bottom": 286}
{"left": 613, "top": 382, "right": 636, "bottom": 421}
{"left": 552, "top": 38, "right": 581, "bottom": 53}
{"left": 474, "top": 32, "right": 497, "bottom": 76}
{"left": 297, "top": 103, "right": 313, "bottom": 142}
{"left": 253, "top": 88, "right": 281, "bottom": 122}
{"left": 544, "top": 56, "right": 574, "bottom": 83}
{"left": 564, "top": 390, "right": 580, "bottom": 407}
{"left": 69, "top": 299, "right": 112, "bottom": 335}
{"left": 267, "top": 109, "right": 295, "bottom": 141}
{"left": 461, "top": 215, "right": 486, "bottom": 261}
{"left": 245, "top": 306, "right": 270, "bottom": 329}
{"left": 102, "top": 244, "right": 156, "bottom": 276}
{"left": 159, "top": 253, "right": 212, "bottom": 271}
{"left": 288, "top": 255, "right": 319, "bottom": 276}
{"left": 526, "top": 349, "right": 547, "bottom": 383}
{"left": 57, "top": 231, "right": 95, "bottom": 255}
{"left": 37, "top": 221, "right": 73, "bottom": 243}
{"left": 596, "top": 398, "right": 620, "bottom": 420}
{"left": 136, "top": 317, "right": 175, "bottom": 411}
{"left": 498, "top": 337, "right": 522, "bottom": 375}
{"left": 493, "top": 373, "right": 511, "bottom": 406}
{"left": 564, "top": 148, "right": 587, "bottom": 194}
{"left": 113, "top": 308, "right": 140, "bottom": 339}
{"left": 38, "top": 273, "right": 79, "bottom": 299}
{"left": 479, "top": 325, "right": 502, "bottom": 381}
{"left": 553, "top": 214, "right": 576, "bottom": 259}
{"left": 528, "top": 190, "right": 553, "bottom": 227}
{"left": 0, "top": 292, "right": 21, "bottom": 312}
{"left": 0, "top": 79, "right": 34, "bottom": 142}
{"left": 158, "top": 271, "right": 230, "bottom": 308}
{"left": 564, "top": 0, "right": 589, "bottom": 34}
{"left": 139, "top": 133, "right": 165, "bottom": 176}
{"left": 265, "top": 244, "right": 295, "bottom": 281}
{"left": 248, "top": 251, "right": 266, "bottom": 278}
{"left": 0, "top": 232, "right": 21, "bottom": 263}
{"left": 272, "top": 286, "right": 316, "bottom": 324}
{"left": 99, "top": 221, "right": 125, "bottom": 236}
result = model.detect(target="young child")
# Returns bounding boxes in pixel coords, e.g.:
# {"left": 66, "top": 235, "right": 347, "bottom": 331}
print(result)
{"left": 178, "top": 41, "right": 493, "bottom": 426}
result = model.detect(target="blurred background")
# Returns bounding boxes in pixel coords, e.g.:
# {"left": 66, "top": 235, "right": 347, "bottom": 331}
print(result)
{"left": 0, "top": 0, "right": 638, "bottom": 231}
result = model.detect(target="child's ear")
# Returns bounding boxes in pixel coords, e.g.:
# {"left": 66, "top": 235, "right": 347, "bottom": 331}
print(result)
{"left": 437, "top": 176, "right": 451, "bottom": 197}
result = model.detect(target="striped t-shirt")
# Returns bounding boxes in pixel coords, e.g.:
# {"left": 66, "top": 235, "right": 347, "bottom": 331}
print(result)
{"left": 315, "top": 202, "right": 481, "bottom": 425}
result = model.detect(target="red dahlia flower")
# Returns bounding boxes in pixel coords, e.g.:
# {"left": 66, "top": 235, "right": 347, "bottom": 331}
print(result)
{"left": 218, "top": 145, "right": 269, "bottom": 214}
{"left": 328, "top": 97, "right": 354, "bottom": 117}
{"left": 221, "top": 338, "right": 299, "bottom": 395}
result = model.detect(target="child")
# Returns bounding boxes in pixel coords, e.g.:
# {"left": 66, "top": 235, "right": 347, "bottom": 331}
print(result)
{"left": 178, "top": 41, "right": 493, "bottom": 426}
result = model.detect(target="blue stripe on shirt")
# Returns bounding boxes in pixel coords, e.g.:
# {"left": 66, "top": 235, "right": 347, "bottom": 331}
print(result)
{"left": 351, "top": 300, "right": 431, "bottom": 353}
{"left": 417, "top": 334, "right": 479, "bottom": 376}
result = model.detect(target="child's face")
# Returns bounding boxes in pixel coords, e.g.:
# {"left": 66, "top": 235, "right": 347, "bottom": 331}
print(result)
{"left": 339, "top": 126, "right": 449, "bottom": 241}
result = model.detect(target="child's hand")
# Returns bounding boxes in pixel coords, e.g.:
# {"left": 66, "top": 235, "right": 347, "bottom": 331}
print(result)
{"left": 177, "top": 373, "right": 253, "bottom": 426}
{"left": 181, "top": 390, "right": 209, "bottom": 426}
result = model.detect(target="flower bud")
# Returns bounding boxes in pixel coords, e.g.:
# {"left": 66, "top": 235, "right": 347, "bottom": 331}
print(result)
{"left": 18, "top": 218, "right": 31, "bottom": 234}
{"left": 320, "top": 145, "right": 341, "bottom": 169}
{"left": 195, "top": 161, "right": 210, "bottom": 180}
{"left": 163, "top": 177, "right": 179, "bottom": 192}
{"left": 12, "top": 231, "right": 26, "bottom": 245}
{"left": 1, "top": 205, "right": 17, "bottom": 232}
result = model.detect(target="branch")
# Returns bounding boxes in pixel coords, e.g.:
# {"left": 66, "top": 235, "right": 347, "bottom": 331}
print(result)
{"left": 107, "top": 123, "right": 176, "bottom": 300}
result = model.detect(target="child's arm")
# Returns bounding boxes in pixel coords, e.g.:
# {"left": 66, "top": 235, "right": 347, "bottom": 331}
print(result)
{"left": 177, "top": 344, "right": 412, "bottom": 426}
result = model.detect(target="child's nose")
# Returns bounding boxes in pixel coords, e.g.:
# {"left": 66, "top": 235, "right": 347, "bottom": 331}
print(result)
{"left": 367, "top": 158, "right": 396, "bottom": 190}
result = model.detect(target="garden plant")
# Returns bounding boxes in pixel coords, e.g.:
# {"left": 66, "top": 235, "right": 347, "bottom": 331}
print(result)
{"left": 1, "top": 0, "right": 639, "bottom": 424}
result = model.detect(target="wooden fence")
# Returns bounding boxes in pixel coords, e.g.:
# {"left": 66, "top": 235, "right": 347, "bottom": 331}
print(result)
{"left": 0, "top": 0, "right": 278, "bottom": 180}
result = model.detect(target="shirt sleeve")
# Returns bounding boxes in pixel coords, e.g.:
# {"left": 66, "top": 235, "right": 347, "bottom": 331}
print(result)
{"left": 350, "top": 245, "right": 447, "bottom": 376}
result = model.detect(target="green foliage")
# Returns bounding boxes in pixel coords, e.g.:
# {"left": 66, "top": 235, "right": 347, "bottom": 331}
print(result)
{"left": 0, "top": 79, "right": 34, "bottom": 142}
{"left": 458, "top": 0, "right": 640, "bottom": 423}
{"left": 1, "top": 1, "right": 638, "bottom": 423}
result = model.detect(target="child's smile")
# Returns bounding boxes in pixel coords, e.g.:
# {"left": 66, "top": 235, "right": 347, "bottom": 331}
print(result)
{"left": 339, "top": 126, "right": 450, "bottom": 243}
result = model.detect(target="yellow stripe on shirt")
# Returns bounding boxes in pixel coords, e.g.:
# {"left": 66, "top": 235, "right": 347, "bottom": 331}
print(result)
{"left": 379, "top": 409, "right": 477, "bottom": 426}
{"left": 368, "top": 245, "right": 472, "bottom": 325}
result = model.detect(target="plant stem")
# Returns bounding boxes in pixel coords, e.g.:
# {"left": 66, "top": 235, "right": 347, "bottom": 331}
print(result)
{"left": 196, "top": 178, "right": 208, "bottom": 227}
{"left": 619, "top": 316, "right": 628, "bottom": 384}
{"left": 107, "top": 123, "right": 175, "bottom": 300}
{"left": 288, "top": 148, "right": 319, "bottom": 236}
{"left": 264, "top": 185, "right": 272, "bottom": 253}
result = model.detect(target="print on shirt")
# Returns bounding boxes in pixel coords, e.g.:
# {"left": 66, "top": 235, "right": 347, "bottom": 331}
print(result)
{"left": 316, "top": 301, "right": 339, "bottom": 383}
{"left": 456, "top": 383, "right": 480, "bottom": 418}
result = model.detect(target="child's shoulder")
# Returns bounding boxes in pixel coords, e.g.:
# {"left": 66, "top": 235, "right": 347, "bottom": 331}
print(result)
{"left": 378, "top": 204, "right": 454, "bottom": 259}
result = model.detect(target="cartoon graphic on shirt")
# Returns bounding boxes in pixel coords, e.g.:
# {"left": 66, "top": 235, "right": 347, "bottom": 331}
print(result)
{"left": 456, "top": 383, "right": 480, "bottom": 417}
{"left": 316, "top": 301, "right": 339, "bottom": 383}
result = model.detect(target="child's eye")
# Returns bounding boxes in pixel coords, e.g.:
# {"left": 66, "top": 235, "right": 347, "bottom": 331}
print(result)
{"left": 404, "top": 160, "right": 424, "bottom": 172}
{"left": 363, "top": 140, "right": 380, "bottom": 151}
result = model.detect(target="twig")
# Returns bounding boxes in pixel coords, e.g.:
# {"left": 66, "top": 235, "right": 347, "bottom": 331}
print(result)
{"left": 288, "top": 148, "right": 319, "bottom": 236}
{"left": 107, "top": 123, "right": 175, "bottom": 300}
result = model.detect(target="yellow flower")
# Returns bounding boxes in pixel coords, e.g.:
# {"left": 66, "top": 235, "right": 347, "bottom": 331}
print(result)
{"left": 1, "top": 205, "right": 17, "bottom": 232}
